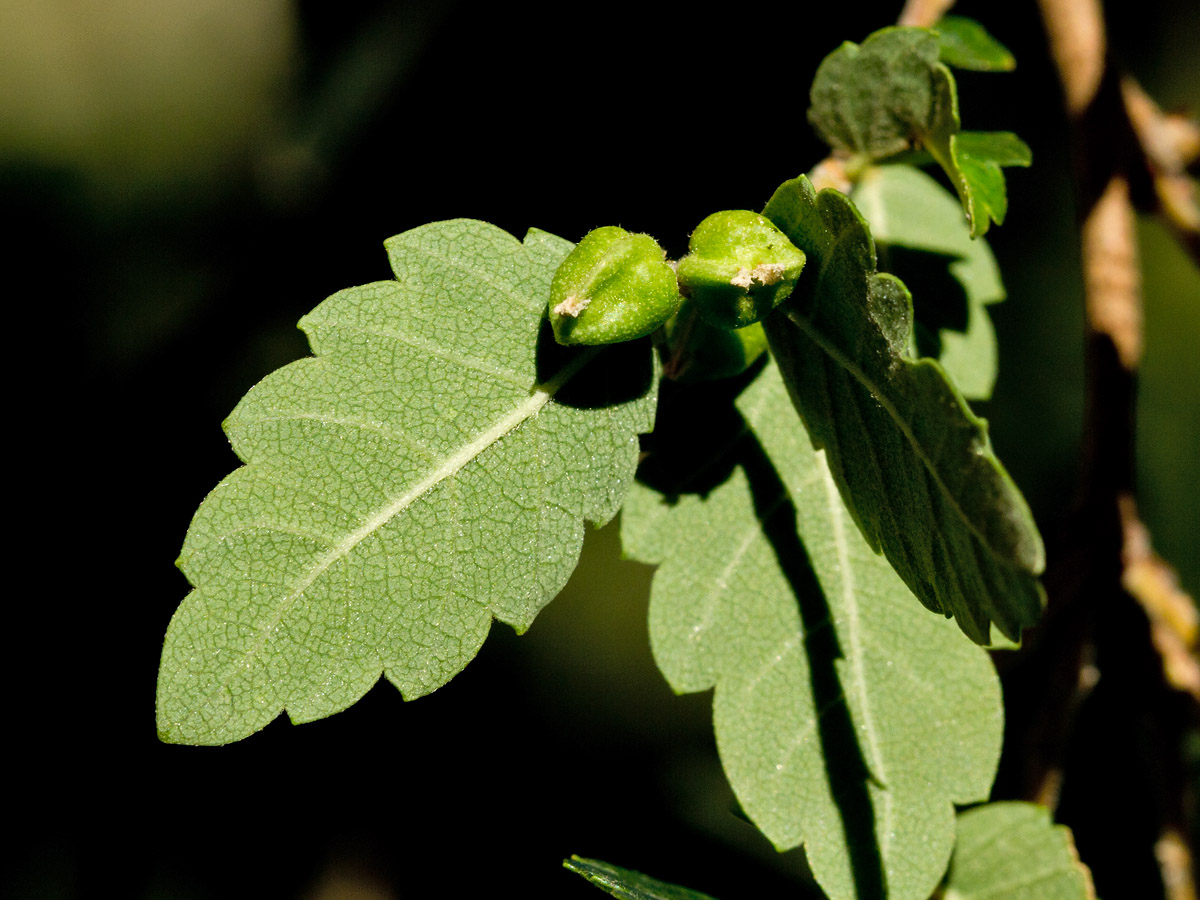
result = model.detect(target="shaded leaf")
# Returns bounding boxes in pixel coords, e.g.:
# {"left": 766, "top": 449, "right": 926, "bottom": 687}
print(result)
{"left": 807, "top": 27, "right": 1030, "bottom": 235}
{"left": 762, "top": 176, "right": 1044, "bottom": 642}
{"left": 564, "top": 857, "right": 722, "bottom": 900}
{"left": 622, "top": 362, "right": 1002, "bottom": 900}
{"left": 852, "top": 164, "right": 1006, "bottom": 399}
{"left": 934, "top": 17, "right": 1016, "bottom": 72}
{"left": 944, "top": 803, "right": 1096, "bottom": 900}
{"left": 157, "top": 220, "right": 658, "bottom": 745}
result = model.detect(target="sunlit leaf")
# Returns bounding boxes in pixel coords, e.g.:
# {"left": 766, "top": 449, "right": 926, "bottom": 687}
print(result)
{"left": 622, "top": 363, "right": 1002, "bottom": 900}
{"left": 157, "top": 220, "right": 658, "bottom": 745}
{"left": 944, "top": 803, "right": 1096, "bottom": 900}
{"left": 762, "top": 176, "right": 1044, "bottom": 642}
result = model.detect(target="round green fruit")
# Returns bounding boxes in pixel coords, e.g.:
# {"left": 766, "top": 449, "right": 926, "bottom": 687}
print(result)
{"left": 676, "top": 210, "right": 806, "bottom": 331}
{"left": 549, "top": 226, "right": 683, "bottom": 346}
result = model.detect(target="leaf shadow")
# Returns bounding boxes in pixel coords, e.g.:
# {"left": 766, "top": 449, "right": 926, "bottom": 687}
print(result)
{"left": 535, "top": 319, "right": 657, "bottom": 410}
{"left": 635, "top": 371, "right": 886, "bottom": 896}
{"left": 877, "top": 245, "right": 969, "bottom": 361}
{"left": 739, "top": 427, "right": 886, "bottom": 900}
{"left": 633, "top": 357, "right": 767, "bottom": 499}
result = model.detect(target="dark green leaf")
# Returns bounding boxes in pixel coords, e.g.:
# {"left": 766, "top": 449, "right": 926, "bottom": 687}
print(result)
{"left": 762, "top": 176, "right": 1044, "bottom": 643}
{"left": 807, "top": 27, "right": 1030, "bottom": 235}
{"left": 944, "top": 803, "right": 1096, "bottom": 899}
{"left": 808, "top": 28, "right": 941, "bottom": 163}
{"left": 157, "top": 220, "right": 658, "bottom": 745}
{"left": 934, "top": 17, "right": 1016, "bottom": 72}
{"left": 564, "top": 857, "right": 722, "bottom": 900}
{"left": 622, "top": 362, "right": 1002, "bottom": 900}
{"left": 852, "top": 164, "right": 1007, "bottom": 399}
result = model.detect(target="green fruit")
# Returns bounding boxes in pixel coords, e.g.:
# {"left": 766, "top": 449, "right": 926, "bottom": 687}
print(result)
{"left": 662, "top": 299, "right": 769, "bottom": 382}
{"left": 549, "top": 226, "right": 683, "bottom": 346}
{"left": 676, "top": 210, "right": 806, "bottom": 330}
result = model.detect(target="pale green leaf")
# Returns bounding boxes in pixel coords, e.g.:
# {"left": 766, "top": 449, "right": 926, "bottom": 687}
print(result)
{"left": 157, "top": 220, "right": 658, "bottom": 745}
{"left": 944, "top": 803, "right": 1096, "bottom": 900}
{"left": 564, "top": 857, "right": 722, "bottom": 900}
{"left": 934, "top": 17, "right": 1016, "bottom": 72}
{"left": 807, "top": 27, "right": 1030, "bottom": 236}
{"left": 622, "top": 362, "right": 1002, "bottom": 900}
{"left": 762, "top": 176, "right": 1044, "bottom": 643}
{"left": 852, "top": 164, "right": 1006, "bottom": 399}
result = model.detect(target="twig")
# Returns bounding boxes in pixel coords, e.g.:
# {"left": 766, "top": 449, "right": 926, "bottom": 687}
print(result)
{"left": 1121, "top": 77, "right": 1200, "bottom": 263}
{"left": 1031, "top": 0, "right": 1198, "bottom": 897}
{"left": 896, "top": 0, "right": 955, "bottom": 28}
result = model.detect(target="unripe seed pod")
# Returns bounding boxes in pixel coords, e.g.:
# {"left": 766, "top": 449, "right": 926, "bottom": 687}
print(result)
{"left": 676, "top": 210, "right": 806, "bottom": 331}
{"left": 549, "top": 226, "right": 683, "bottom": 346}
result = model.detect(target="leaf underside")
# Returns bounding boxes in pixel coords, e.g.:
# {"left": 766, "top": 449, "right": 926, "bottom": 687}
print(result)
{"left": 808, "top": 26, "right": 1030, "bottom": 236}
{"left": 622, "top": 363, "right": 1002, "bottom": 900}
{"left": 158, "top": 220, "right": 658, "bottom": 745}
{"left": 852, "top": 164, "right": 1006, "bottom": 400}
{"left": 762, "top": 176, "right": 1044, "bottom": 643}
{"left": 944, "top": 803, "right": 1096, "bottom": 900}
{"left": 564, "top": 857, "right": 721, "bottom": 900}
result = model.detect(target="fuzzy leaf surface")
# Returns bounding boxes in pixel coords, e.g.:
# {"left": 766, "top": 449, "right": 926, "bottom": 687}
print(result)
{"left": 808, "top": 27, "right": 1030, "bottom": 235}
{"left": 944, "top": 803, "right": 1095, "bottom": 899}
{"left": 564, "top": 857, "right": 721, "bottom": 900}
{"left": 934, "top": 17, "right": 1016, "bottom": 72}
{"left": 622, "top": 363, "right": 1002, "bottom": 900}
{"left": 852, "top": 164, "right": 1006, "bottom": 399}
{"left": 158, "top": 220, "right": 657, "bottom": 745}
{"left": 762, "top": 176, "right": 1044, "bottom": 642}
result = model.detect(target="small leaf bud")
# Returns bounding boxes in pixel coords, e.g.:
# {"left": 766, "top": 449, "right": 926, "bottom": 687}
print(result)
{"left": 549, "top": 226, "right": 683, "bottom": 346}
{"left": 676, "top": 211, "right": 806, "bottom": 331}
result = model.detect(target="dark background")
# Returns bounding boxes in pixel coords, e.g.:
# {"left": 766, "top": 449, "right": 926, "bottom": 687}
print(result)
{"left": 5, "top": 1, "right": 1197, "bottom": 898}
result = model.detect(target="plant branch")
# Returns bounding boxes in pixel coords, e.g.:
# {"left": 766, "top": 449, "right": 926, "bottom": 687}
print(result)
{"left": 1024, "top": 1, "right": 1198, "bottom": 897}
{"left": 897, "top": 0, "right": 955, "bottom": 28}
{"left": 1120, "top": 77, "right": 1200, "bottom": 264}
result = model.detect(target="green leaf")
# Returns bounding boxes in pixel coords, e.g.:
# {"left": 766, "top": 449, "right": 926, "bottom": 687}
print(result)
{"left": 852, "top": 164, "right": 1006, "bottom": 400}
{"left": 157, "top": 220, "right": 658, "bottom": 745}
{"left": 934, "top": 17, "right": 1016, "bottom": 72}
{"left": 622, "top": 362, "right": 1002, "bottom": 900}
{"left": 761, "top": 176, "right": 1044, "bottom": 643}
{"left": 807, "top": 27, "right": 1030, "bottom": 236}
{"left": 939, "top": 131, "right": 1032, "bottom": 236}
{"left": 944, "top": 803, "right": 1096, "bottom": 899}
{"left": 564, "top": 857, "right": 722, "bottom": 900}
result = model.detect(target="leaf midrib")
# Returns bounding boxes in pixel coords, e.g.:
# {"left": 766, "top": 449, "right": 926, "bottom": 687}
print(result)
{"left": 818, "top": 453, "right": 893, "bottom": 854}
{"left": 785, "top": 307, "right": 1002, "bottom": 561}
{"left": 217, "top": 347, "right": 598, "bottom": 687}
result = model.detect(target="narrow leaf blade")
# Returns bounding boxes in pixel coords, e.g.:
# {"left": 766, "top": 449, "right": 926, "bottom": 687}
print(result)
{"left": 934, "top": 17, "right": 1016, "bottom": 72}
{"left": 564, "top": 857, "right": 722, "bottom": 900}
{"left": 158, "top": 220, "right": 658, "bottom": 745}
{"left": 762, "top": 176, "right": 1044, "bottom": 642}
{"left": 623, "top": 363, "right": 1003, "bottom": 900}
{"left": 944, "top": 803, "right": 1096, "bottom": 899}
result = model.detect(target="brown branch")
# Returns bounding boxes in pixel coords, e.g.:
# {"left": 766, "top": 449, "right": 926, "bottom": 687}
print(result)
{"left": 1121, "top": 77, "right": 1200, "bottom": 263}
{"left": 896, "top": 0, "right": 955, "bottom": 28}
{"left": 1024, "top": 1, "right": 1199, "bottom": 898}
